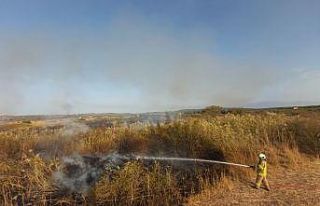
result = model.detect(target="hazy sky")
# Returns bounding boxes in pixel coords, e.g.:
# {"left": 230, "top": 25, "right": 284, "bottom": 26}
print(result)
{"left": 0, "top": 0, "right": 319, "bottom": 115}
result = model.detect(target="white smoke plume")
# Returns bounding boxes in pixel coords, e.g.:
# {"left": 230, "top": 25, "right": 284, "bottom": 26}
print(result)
{"left": 58, "top": 119, "right": 90, "bottom": 137}
{"left": 0, "top": 14, "right": 290, "bottom": 115}
{"left": 34, "top": 118, "right": 90, "bottom": 159}
{"left": 53, "top": 153, "right": 130, "bottom": 192}
{"left": 53, "top": 152, "right": 230, "bottom": 193}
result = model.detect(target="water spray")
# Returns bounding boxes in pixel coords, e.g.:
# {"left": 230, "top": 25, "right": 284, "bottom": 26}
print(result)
{"left": 54, "top": 153, "right": 251, "bottom": 193}
{"left": 133, "top": 155, "right": 251, "bottom": 168}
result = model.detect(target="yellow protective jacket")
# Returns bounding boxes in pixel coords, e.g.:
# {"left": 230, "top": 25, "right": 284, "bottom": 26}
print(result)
{"left": 257, "top": 160, "right": 267, "bottom": 177}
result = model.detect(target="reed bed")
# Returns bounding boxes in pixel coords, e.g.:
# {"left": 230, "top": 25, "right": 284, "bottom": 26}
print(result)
{"left": 0, "top": 113, "right": 319, "bottom": 205}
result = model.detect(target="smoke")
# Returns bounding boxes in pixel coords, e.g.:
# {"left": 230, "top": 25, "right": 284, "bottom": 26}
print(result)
{"left": 1, "top": 13, "right": 318, "bottom": 114}
{"left": 53, "top": 153, "right": 130, "bottom": 192}
{"left": 246, "top": 69, "right": 320, "bottom": 107}
{"left": 53, "top": 152, "right": 232, "bottom": 193}
{"left": 34, "top": 119, "right": 90, "bottom": 159}
{"left": 58, "top": 119, "right": 90, "bottom": 137}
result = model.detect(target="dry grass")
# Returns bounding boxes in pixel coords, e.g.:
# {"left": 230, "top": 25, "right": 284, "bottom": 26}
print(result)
{"left": 0, "top": 113, "right": 319, "bottom": 205}
{"left": 187, "top": 158, "right": 320, "bottom": 206}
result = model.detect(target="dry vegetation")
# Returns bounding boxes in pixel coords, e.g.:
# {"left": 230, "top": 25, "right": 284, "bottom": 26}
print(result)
{"left": 0, "top": 111, "right": 319, "bottom": 205}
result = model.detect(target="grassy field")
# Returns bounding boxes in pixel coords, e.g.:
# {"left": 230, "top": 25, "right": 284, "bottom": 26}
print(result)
{"left": 0, "top": 106, "right": 319, "bottom": 205}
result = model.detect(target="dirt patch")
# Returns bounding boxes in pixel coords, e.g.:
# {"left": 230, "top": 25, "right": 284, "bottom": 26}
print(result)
{"left": 187, "top": 160, "right": 320, "bottom": 206}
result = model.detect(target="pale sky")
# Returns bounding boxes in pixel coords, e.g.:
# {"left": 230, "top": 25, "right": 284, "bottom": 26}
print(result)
{"left": 0, "top": 0, "right": 319, "bottom": 115}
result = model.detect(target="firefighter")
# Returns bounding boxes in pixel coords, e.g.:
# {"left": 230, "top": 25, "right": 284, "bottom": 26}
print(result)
{"left": 251, "top": 153, "right": 270, "bottom": 191}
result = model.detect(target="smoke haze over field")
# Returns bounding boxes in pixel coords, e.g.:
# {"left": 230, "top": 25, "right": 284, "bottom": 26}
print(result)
{"left": 0, "top": 0, "right": 319, "bottom": 115}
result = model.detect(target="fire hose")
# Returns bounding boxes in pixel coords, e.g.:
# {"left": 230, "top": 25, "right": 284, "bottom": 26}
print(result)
{"left": 133, "top": 155, "right": 252, "bottom": 168}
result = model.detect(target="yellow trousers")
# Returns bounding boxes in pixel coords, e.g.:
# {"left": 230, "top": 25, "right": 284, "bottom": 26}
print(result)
{"left": 255, "top": 175, "right": 270, "bottom": 191}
